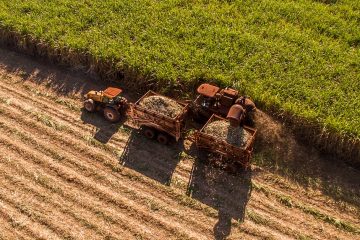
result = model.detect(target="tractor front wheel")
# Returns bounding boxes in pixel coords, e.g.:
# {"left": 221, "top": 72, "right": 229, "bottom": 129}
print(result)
{"left": 84, "top": 99, "right": 95, "bottom": 112}
{"left": 104, "top": 107, "right": 120, "bottom": 122}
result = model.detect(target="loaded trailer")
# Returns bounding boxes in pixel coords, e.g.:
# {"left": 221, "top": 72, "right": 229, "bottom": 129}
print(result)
{"left": 128, "top": 90, "right": 190, "bottom": 144}
{"left": 192, "top": 114, "right": 256, "bottom": 170}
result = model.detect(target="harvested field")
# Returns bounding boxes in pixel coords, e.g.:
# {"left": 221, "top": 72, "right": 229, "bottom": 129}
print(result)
{"left": 0, "top": 48, "right": 359, "bottom": 239}
{"left": 203, "top": 120, "right": 251, "bottom": 147}
{"left": 139, "top": 95, "right": 183, "bottom": 118}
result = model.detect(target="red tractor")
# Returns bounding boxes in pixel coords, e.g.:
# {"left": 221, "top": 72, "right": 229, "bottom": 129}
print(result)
{"left": 192, "top": 83, "right": 256, "bottom": 124}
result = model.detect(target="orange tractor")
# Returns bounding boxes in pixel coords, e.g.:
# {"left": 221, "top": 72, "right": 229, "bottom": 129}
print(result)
{"left": 83, "top": 87, "right": 127, "bottom": 122}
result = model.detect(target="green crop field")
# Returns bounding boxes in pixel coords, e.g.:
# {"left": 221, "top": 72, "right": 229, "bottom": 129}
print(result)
{"left": 0, "top": 0, "right": 359, "bottom": 141}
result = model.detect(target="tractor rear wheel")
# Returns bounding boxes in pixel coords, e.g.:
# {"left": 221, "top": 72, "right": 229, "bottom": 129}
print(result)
{"left": 104, "top": 107, "right": 120, "bottom": 122}
{"left": 84, "top": 99, "right": 95, "bottom": 112}
{"left": 157, "top": 133, "right": 169, "bottom": 145}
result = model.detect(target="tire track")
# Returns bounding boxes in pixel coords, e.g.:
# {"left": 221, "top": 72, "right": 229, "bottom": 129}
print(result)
{"left": 0, "top": 210, "right": 33, "bottom": 240}
{"left": 0, "top": 188, "right": 80, "bottom": 240}
{"left": 0, "top": 145, "right": 172, "bottom": 240}
{"left": 0, "top": 153, "right": 158, "bottom": 240}
{"left": 0, "top": 169, "right": 136, "bottom": 240}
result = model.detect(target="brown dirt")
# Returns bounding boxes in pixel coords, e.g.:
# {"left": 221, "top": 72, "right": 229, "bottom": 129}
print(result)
{"left": 0, "top": 47, "right": 359, "bottom": 240}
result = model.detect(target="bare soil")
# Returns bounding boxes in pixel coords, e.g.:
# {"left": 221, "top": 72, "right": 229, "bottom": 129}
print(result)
{"left": 0, "top": 48, "right": 359, "bottom": 240}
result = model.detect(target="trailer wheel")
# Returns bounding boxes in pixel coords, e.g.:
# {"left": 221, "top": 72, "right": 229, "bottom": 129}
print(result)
{"left": 104, "top": 107, "right": 120, "bottom": 122}
{"left": 143, "top": 128, "right": 156, "bottom": 139}
{"left": 84, "top": 99, "right": 95, "bottom": 112}
{"left": 157, "top": 133, "right": 169, "bottom": 145}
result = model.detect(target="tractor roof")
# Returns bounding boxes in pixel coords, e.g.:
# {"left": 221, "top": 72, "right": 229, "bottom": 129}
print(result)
{"left": 197, "top": 83, "right": 220, "bottom": 98}
{"left": 103, "top": 87, "right": 123, "bottom": 98}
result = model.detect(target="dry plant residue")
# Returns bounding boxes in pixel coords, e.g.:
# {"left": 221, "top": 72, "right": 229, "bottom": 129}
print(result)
{"left": 139, "top": 95, "right": 183, "bottom": 118}
{"left": 204, "top": 120, "right": 251, "bottom": 147}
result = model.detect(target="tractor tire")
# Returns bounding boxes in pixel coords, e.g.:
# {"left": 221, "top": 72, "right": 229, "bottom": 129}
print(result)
{"left": 103, "top": 107, "right": 120, "bottom": 122}
{"left": 143, "top": 128, "right": 156, "bottom": 139}
{"left": 157, "top": 133, "right": 169, "bottom": 145}
{"left": 84, "top": 99, "right": 95, "bottom": 112}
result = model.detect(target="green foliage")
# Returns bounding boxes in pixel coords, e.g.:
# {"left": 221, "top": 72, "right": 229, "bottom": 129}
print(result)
{"left": 0, "top": 0, "right": 359, "bottom": 137}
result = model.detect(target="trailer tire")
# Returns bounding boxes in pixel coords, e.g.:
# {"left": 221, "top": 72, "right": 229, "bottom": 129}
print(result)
{"left": 143, "top": 128, "right": 156, "bottom": 139}
{"left": 157, "top": 133, "right": 169, "bottom": 145}
{"left": 104, "top": 107, "right": 120, "bottom": 122}
{"left": 84, "top": 99, "right": 95, "bottom": 112}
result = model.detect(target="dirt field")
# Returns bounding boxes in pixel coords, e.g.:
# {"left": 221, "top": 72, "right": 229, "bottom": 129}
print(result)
{"left": 0, "top": 48, "right": 359, "bottom": 240}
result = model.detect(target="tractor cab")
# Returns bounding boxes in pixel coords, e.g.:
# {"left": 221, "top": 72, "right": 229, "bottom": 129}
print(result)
{"left": 83, "top": 87, "right": 127, "bottom": 122}
{"left": 196, "top": 83, "right": 239, "bottom": 115}
{"left": 85, "top": 87, "right": 123, "bottom": 103}
{"left": 102, "top": 87, "right": 123, "bottom": 103}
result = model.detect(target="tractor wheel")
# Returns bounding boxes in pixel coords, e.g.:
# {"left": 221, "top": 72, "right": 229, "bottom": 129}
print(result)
{"left": 143, "top": 128, "right": 156, "bottom": 139}
{"left": 157, "top": 133, "right": 169, "bottom": 145}
{"left": 103, "top": 107, "right": 120, "bottom": 122}
{"left": 84, "top": 99, "right": 95, "bottom": 112}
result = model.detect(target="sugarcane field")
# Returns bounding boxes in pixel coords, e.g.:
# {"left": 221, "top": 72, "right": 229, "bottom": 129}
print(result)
{"left": 0, "top": 0, "right": 359, "bottom": 239}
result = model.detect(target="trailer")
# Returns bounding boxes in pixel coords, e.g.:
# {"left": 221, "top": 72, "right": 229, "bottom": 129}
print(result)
{"left": 193, "top": 114, "right": 256, "bottom": 169}
{"left": 129, "top": 90, "right": 190, "bottom": 144}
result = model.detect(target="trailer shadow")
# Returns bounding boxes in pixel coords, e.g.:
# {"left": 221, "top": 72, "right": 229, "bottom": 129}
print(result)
{"left": 119, "top": 130, "right": 182, "bottom": 185}
{"left": 187, "top": 152, "right": 252, "bottom": 240}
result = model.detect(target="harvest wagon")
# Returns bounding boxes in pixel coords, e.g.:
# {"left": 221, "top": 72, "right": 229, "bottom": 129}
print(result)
{"left": 193, "top": 114, "right": 256, "bottom": 169}
{"left": 129, "top": 90, "right": 190, "bottom": 144}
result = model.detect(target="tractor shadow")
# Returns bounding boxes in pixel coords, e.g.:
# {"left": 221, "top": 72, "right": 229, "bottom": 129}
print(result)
{"left": 187, "top": 151, "right": 252, "bottom": 240}
{"left": 119, "top": 130, "right": 182, "bottom": 185}
{"left": 80, "top": 108, "right": 126, "bottom": 144}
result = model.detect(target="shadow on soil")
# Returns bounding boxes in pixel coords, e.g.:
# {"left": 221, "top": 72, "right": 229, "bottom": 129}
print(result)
{"left": 187, "top": 152, "right": 252, "bottom": 240}
{"left": 0, "top": 48, "right": 138, "bottom": 101}
{"left": 80, "top": 109, "right": 126, "bottom": 144}
{"left": 119, "top": 130, "right": 182, "bottom": 185}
